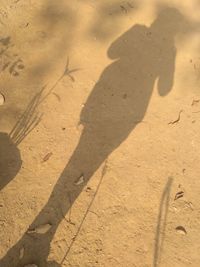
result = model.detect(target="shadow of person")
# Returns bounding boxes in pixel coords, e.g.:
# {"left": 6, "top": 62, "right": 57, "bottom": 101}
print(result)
{"left": 0, "top": 7, "right": 187, "bottom": 267}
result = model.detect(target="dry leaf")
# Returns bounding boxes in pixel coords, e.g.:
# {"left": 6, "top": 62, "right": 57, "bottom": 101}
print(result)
{"left": 19, "top": 247, "right": 25, "bottom": 260}
{"left": 86, "top": 186, "right": 92, "bottom": 192}
{"left": 0, "top": 93, "right": 5, "bottom": 105}
{"left": 174, "top": 191, "right": 184, "bottom": 201}
{"left": 24, "top": 265, "right": 38, "bottom": 267}
{"left": 74, "top": 174, "right": 84, "bottom": 186}
{"left": 184, "top": 201, "right": 194, "bottom": 210}
{"left": 191, "top": 99, "right": 200, "bottom": 106}
{"left": 27, "top": 223, "right": 52, "bottom": 234}
{"left": 176, "top": 226, "right": 187, "bottom": 235}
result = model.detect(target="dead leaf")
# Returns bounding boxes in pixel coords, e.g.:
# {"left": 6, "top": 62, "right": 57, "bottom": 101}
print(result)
{"left": 24, "top": 265, "right": 38, "bottom": 267}
{"left": 19, "top": 247, "right": 25, "bottom": 259}
{"left": 86, "top": 186, "right": 92, "bottom": 192}
{"left": 185, "top": 201, "right": 194, "bottom": 210}
{"left": 174, "top": 191, "right": 184, "bottom": 201}
{"left": 176, "top": 226, "right": 187, "bottom": 235}
{"left": 66, "top": 219, "right": 76, "bottom": 226}
{"left": 42, "top": 152, "right": 53, "bottom": 163}
{"left": 168, "top": 110, "right": 183, "bottom": 125}
{"left": 0, "top": 93, "right": 5, "bottom": 105}
{"left": 120, "top": 5, "right": 127, "bottom": 13}
{"left": 27, "top": 223, "right": 52, "bottom": 234}
{"left": 191, "top": 99, "right": 200, "bottom": 106}
{"left": 127, "top": 2, "right": 134, "bottom": 8}
{"left": 74, "top": 174, "right": 84, "bottom": 186}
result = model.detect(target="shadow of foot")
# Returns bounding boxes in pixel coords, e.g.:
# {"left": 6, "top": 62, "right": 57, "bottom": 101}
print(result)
{"left": 0, "top": 232, "right": 53, "bottom": 267}
{"left": 46, "top": 261, "right": 61, "bottom": 267}
{"left": 24, "top": 261, "right": 61, "bottom": 267}
{"left": 23, "top": 262, "right": 60, "bottom": 267}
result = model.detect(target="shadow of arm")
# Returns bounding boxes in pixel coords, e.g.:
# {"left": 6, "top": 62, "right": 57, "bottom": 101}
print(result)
{"left": 157, "top": 47, "right": 176, "bottom": 96}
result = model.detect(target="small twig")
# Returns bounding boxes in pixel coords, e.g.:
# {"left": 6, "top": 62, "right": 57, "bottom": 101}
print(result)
{"left": 60, "top": 159, "right": 109, "bottom": 265}
{"left": 101, "top": 159, "right": 108, "bottom": 178}
{"left": 192, "top": 110, "right": 200, "bottom": 113}
{"left": 168, "top": 110, "right": 183, "bottom": 125}
{"left": 68, "top": 192, "right": 73, "bottom": 223}
{"left": 61, "top": 211, "right": 75, "bottom": 226}
{"left": 89, "top": 210, "right": 99, "bottom": 217}
{"left": 53, "top": 93, "right": 61, "bottom": 102}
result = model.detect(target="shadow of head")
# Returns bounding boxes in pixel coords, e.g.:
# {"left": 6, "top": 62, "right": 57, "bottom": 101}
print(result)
{"left": 151, "top": 7, "right": 188, "bottom": 36}
{"left": 0, "top": 132, "right": 22, "bottom": 190}
{"left": 105, "top": 6, "right": 189, "bottom": 98}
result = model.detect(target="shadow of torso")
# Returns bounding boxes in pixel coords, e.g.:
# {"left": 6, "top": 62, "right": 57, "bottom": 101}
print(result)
{"left": 81, "top": 25, "right": 175, "bottom": 144}
{"left": 76, "top": 25, "right": 176, "bottom": 177}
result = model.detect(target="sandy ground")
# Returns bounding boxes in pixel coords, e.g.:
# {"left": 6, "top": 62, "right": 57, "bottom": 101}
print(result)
{"left": 1, "top": 0, "right": 200, "bottom": 266}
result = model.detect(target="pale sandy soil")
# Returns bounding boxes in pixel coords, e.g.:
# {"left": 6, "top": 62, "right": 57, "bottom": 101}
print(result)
{"left": 1, "top": 1, "right": 200, "bottom": 267}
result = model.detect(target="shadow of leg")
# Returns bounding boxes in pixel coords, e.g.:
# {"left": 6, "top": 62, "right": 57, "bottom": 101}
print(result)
{"left": 0, "top": 124, "right": 120, "bottom": 266}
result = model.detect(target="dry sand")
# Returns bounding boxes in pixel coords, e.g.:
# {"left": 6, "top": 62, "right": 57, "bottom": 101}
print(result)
{"left": 0, "top": 1, "right": 200, "bottom": 266}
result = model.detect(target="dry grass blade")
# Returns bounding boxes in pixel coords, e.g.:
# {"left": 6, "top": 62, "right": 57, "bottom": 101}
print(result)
{"left": 9, "top": 88, "right": 44, "bottom": 145}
